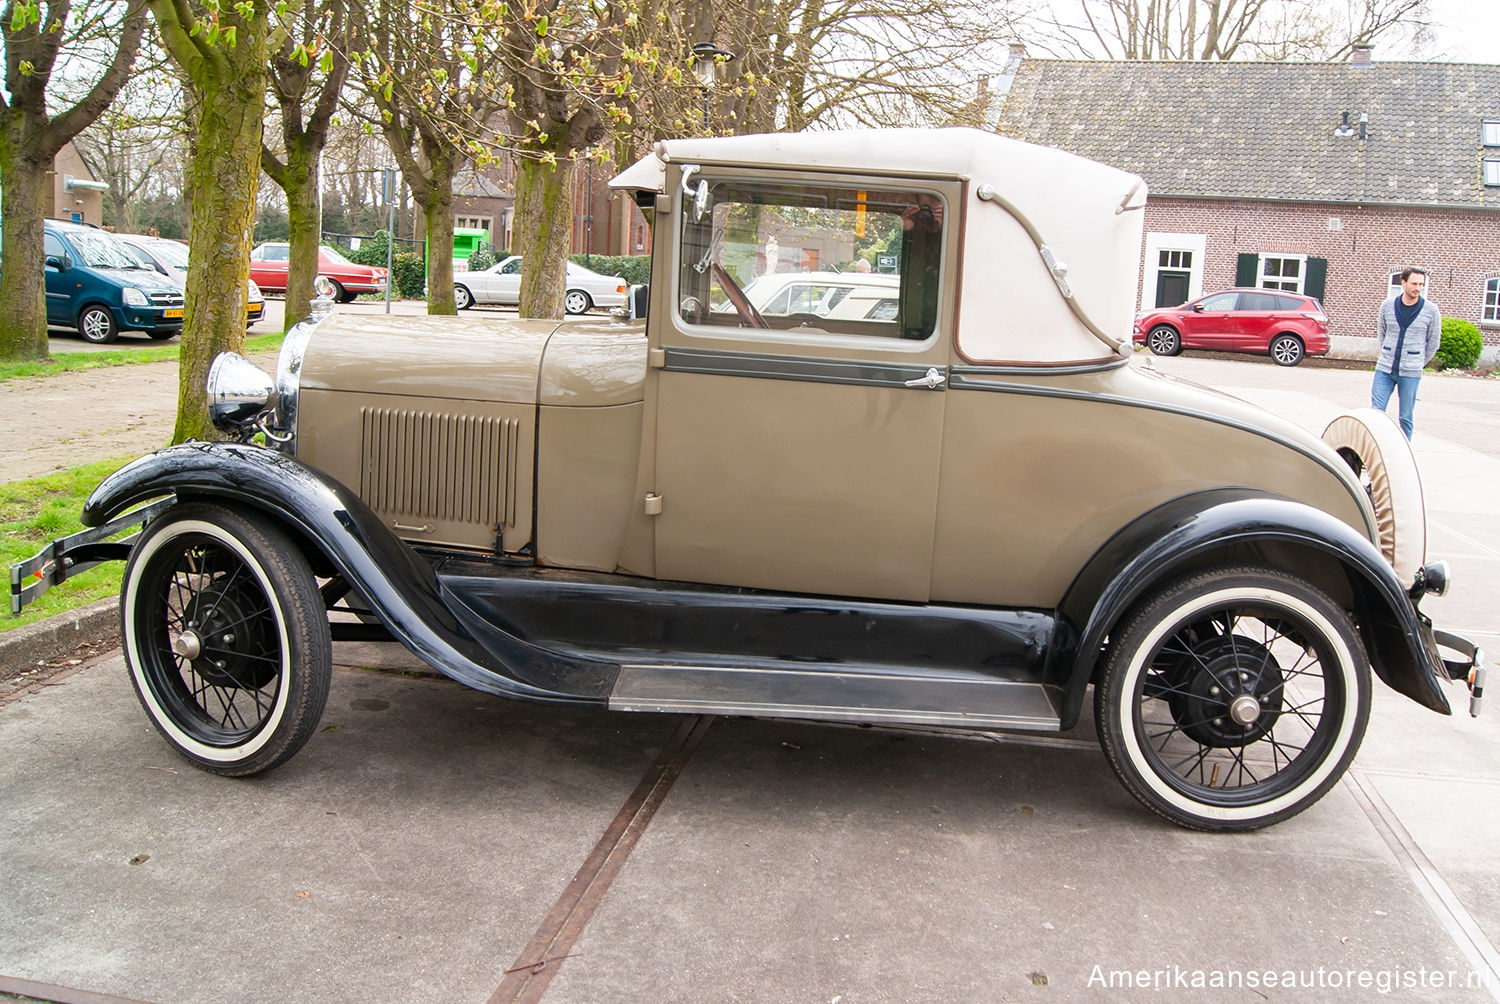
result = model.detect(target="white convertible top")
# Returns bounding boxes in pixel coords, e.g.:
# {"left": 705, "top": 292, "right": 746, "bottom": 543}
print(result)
{"left": 611, "top": 128, "right": 1147, "bottom": 364}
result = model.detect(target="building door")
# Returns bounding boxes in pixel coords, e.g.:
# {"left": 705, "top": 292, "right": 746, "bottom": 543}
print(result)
{"left": 1156, "top": 270, "right": 1190, "bottom": 307}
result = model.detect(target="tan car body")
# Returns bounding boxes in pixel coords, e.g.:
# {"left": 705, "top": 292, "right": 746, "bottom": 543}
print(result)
{"left": 49, "top": 128, "right": 1480, "bottom": 830}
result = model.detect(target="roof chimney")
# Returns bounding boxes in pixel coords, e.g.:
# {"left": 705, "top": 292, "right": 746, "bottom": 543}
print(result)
{"left": 1351, "top": 43, "right": 1373, "bottom": 66}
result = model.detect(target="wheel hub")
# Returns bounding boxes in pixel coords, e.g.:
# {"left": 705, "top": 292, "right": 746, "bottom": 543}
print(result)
{"left": 1163, "top": 634, "right": 1285, "bottom": 747}
{"left": 178, "top": 574, "right": 276, "bottom": 690}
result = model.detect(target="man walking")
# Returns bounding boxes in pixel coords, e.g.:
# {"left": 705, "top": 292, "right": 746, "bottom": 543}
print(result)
{"left": 1371, "top": 267, "right": 1442, "bottom": 438}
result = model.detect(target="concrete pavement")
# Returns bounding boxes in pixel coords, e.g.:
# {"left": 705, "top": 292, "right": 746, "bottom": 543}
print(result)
{"left": 3, "top": 353, "right": 1499, "bottom": 1002}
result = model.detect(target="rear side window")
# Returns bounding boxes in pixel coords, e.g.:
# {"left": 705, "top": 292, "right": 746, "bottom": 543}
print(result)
{"left": 1239, "top": 292, "right": 1281, "bottom": 311}
{"left": 678, "top": 178, "right": 942, "bottom": 341}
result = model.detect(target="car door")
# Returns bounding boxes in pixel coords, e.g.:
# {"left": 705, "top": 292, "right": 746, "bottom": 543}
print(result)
{"left": 650, "top": 169, "right": 957, "bottom": 602}
{"left": 1231, "top": 290, "right": 1281, "bottom": 351}
{"left": 1178, "top": 291, "right": 1238, "bottom": 348}
{"left": 43, "top": 231, "right": 74, "bottom": 325}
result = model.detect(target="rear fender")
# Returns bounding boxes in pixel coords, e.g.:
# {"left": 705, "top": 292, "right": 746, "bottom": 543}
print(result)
{"left": 84, "top": 442, "right": 615, "bottom": 703}
{"left": 1048, "top": 488, "right": 1451, "bottom": 729}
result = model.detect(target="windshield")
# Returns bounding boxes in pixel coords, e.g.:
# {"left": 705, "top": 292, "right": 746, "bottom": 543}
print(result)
{"left": 148, "top": 240, "right": 190, "bottom": 270}
{"left": 68, "top": 231, "right": 146, "bottom": 270}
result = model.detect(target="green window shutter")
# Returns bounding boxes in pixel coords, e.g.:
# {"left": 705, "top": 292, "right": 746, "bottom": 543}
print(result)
{"left": 1235, "top": 253, "right": 1259, "bottom": 287}
{"left": 1305, "top": 257, "right": 1328, "bottom": 300}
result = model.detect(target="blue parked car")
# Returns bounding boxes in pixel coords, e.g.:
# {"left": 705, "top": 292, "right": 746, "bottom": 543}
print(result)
{"left": 43, "top": 219, "right": 185, "bottom": 343}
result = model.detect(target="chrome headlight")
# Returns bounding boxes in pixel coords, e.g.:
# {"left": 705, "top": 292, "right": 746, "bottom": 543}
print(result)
{"left": 122, "top": 286, "right": 149, "bottom": 307}
{"left": 207, "top": 352, "right": 276, "bottom": 438}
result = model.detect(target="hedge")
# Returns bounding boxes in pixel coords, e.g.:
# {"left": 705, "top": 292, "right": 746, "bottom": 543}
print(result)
{"left": 1434, "top": 317, "right": 1482, "bottom": 371}
{"left": 570, "top": 254, "right": 651, "bottom": 286}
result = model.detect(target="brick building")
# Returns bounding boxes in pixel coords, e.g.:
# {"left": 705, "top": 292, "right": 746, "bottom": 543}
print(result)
{"left": 999, "top": 49, "right": 1500, "bottom": 356}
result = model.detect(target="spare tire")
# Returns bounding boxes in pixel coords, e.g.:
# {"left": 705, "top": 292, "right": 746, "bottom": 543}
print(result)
{"left": 1322, "top": 409, "right": 1427, "bottom": 585}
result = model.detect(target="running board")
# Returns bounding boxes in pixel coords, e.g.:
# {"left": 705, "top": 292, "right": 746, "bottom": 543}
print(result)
{"left": 610, "top": 664, "right": 1061, "bottom": 730}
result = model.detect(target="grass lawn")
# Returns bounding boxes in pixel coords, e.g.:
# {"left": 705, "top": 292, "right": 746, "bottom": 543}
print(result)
{"left": 2, "top": 457, "right": 138, "bottom": 632}
{"left": 0, "top": 330, "right": 286, "bottom": 383}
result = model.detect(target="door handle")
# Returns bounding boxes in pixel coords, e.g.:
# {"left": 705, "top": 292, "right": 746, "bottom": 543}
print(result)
{"left": 904, "top": 367, "right": 946, "bottom": 390}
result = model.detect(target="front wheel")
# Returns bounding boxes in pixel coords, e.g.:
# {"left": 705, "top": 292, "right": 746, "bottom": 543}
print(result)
{"left": 564, "top": 289, "right": 592, "bottom": 315}
{"left": 121, "top": 502, "right": 332, "bottom": 776}
{"left": 1146, "top": 325, "right": 1181, "bottom": 356}
{"left": 1270, "top": 333, "right": 1305, "bottom": 366}
{"left": 1095, "top": 566, "right": 1370, "bottom": 831}
{"left": 78, "top": 305, "right": 119, "bottom": 344}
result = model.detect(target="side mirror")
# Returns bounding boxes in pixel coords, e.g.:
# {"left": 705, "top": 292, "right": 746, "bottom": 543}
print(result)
{"left": 1191, "top": 303, "right": 1205, "bottom": 312}
{"left": 46, "top": 254, "right": 72, "bottom": 273}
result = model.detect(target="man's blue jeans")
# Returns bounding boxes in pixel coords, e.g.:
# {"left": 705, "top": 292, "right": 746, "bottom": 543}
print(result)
{"left": 1371, "top": 368, "right": 1420, "bottom": 438}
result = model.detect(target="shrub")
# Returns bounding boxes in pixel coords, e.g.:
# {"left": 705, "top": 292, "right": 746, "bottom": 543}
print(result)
{"left": 467, "top": 243, "right": 497, "bottom": 272}
{"left": 1434, "top": 317, "right": 1482, "bottom": 371}
{"left": 569, "top": 253, "right": 651, "bottom": 286}
{"left": 391, "top": 252, "right": 428, "bottom": 298}
{"left": 343, "top": 234, "right": 390, "bottom": 268}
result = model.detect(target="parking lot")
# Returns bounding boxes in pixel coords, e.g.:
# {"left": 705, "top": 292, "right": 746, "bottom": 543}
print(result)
{"left": 3, "top": 353, "right": 1499, "bottom": 1002}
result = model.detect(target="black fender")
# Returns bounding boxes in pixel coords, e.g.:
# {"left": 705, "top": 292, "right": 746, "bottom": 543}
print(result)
{"left": 84, "top": 442, "right": 617, "bottom": 704}
{"left": 1048, "top": 488, "right": 1451, "bottom": 729}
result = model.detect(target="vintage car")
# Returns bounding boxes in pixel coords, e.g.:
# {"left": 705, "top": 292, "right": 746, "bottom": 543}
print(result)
{"left": 11, "top": 129, "right": 1483, "bottom": 831}
{"left": 249, "top": 242, "right": 388, "bottom": 302}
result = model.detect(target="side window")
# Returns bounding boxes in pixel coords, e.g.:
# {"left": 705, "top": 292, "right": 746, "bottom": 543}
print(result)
{"left": 677, "top": 177, "right": 942, "bottom": 340}
{"left": 1239, "top": 292, "right": 1280, "bottom": 311}
{"left": 500, "top": 258, "right": 523, "bottom": 275}
{"left": 44, "top": 233, "right": 67, "bottom": 260}
{"left": 1274, "top": 295, "right": 1305, "bottom": 311}
{"left": 1197, "top": 293, "right": 1238, "bottom": 311}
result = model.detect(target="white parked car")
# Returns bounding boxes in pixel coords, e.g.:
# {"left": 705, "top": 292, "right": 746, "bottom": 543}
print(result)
{"left": 117, "top": 233, "right": 265, "bottom": 327}
{"left": 454, "top": 255, "right": 629, "bottom": 314}
{"left": 731, "top": 270, "right": 901, "bottom": 323}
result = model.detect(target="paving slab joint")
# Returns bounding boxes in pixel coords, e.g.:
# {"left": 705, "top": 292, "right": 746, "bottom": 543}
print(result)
{"left": 0, "top": 597, "right": 121, "bottom": 681}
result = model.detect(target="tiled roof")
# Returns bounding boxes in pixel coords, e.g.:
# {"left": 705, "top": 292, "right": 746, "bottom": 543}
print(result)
{"left": 999, "top": 58, "right": 1500, "bottom": 209}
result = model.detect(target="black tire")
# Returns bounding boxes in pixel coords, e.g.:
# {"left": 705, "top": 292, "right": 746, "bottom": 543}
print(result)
{"left": 564, "top": 289, "right": 592, "bottom": 315}
{"left": 454, "top": 284, "right": 473, "bottom": 310}
{"left": 1270, "top": 333, "right": 1305, "bottom": 366}
{"left": 78, "top": 305, "right": 119, "bottom": 344}
{"left": 146, "top": 329, "right": 179, "bottom": 341}
{"left": 1095, "top": 565, "right": 1370, "bottom": 831}
{"left": 1146, "top": 324, "right": 1180, "bottom": 356}
{"left": 121, "top": 502, "right": 332, "bottom": 776}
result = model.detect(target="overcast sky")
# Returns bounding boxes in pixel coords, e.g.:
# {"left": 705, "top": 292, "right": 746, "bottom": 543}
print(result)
{"left": 1404, "top": 0, "right": 1500, "bottom": 62}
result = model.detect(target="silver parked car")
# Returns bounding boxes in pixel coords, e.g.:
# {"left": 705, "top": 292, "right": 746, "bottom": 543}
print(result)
{"left": 454, "top": 255, "right": 629, "bottom": 314}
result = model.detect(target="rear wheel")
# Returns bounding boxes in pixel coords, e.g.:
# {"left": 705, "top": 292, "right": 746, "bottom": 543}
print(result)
{"left": 326, "top": 279, "right": 350, "bottom": 303}
{"left": 1146, "top": 325, "right": 1181, "bottom": 356}
{"left": 1096, "top": 566, "right": 1370, "bottom": 831}
{"left": 454, "top": 284, "right": 473, "bottom": 309}
{"left": 564, "top": 289, "right": 592, "bottom": 315}
{"left": 78, "top": 305, "right": 119, "bottom": 344}
{"left": 1270, "top": 333, "right": 1305, "bottom": 366}
{"left": 121, "top": 503, "right": 332, "bottom": 776}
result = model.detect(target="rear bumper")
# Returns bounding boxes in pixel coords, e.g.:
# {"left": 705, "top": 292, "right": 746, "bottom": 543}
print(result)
{"left": 1432, "top": 628, "right": 1487, "bottom": 717}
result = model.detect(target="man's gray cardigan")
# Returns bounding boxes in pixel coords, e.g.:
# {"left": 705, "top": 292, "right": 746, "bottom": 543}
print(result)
{"left": 1375, "top": 296, "right": 1442, "bottom": 377}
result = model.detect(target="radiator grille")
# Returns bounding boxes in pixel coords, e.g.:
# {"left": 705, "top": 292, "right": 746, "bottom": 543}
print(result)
{"left": 360, "top": 407, "right": 519, "bottom": 529}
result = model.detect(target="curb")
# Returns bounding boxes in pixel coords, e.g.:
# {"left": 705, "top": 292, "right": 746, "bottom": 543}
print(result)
{"left": 0, "top": 598, "right": 121, "bottom": 680}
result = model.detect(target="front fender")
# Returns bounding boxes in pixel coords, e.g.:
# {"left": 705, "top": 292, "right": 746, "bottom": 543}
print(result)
{"left": 1049, "top": 489, "right": 1451, "bottom": 729}
{"left": 85, "top": 443, "right": 616, "bottom": 703}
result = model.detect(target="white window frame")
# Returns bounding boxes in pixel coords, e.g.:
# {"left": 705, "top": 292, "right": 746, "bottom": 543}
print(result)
{"left": 455, "top": 215, "right": 493, "bottom": 233}
{"left": 1483, "top": 120, "right": 1500, "bottom": 147}
{"left": 1259, "top": 254, "right": 1306, "bottom": 293}
{"left": 1485, "top": 159, "right": 1500, "bottom": 187}
{"left": 1140, "top": 232, "right": 1206, "bottom": 310}
{"left": 1483, "top": 277, "right": 1500, "bottom": 326}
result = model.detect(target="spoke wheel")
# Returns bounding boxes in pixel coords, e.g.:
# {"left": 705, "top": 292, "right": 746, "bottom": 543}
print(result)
{"left": 79, "top": 305, "right": 119, "bottom": 344}
{"left": 1270, "top": 333, "right": 1304, "bottom": 366}
{"left": 564, "top": 289, "right": 592, "bottom": 315}
{"left": 455, "top": 284, "right": 473, "bottom": 309}
{"left": 1147, "top": 325, "right": 1180, "bottom": 356}
{"left": 1096, "top": 566, "right": 1369, "bottom": 831}
{"left": 122, "top": 503, "right": 331, "bottom": 776}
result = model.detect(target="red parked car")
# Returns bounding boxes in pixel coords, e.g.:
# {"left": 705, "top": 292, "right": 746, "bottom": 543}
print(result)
{"left": 249, "top": 243, "right": 388, "bottom": 303}
{"left": 1134, "top": 288, "right": 1330, "bottom": 366}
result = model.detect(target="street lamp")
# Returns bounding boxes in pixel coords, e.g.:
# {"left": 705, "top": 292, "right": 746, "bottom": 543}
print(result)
{"left": 691, "top": 41, "right": 735, "bottom": 129}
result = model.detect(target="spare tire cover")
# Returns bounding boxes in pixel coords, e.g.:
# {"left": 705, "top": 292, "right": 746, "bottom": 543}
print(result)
{"left": 1322, "top": 409, "right": 1427, "bottom": 585}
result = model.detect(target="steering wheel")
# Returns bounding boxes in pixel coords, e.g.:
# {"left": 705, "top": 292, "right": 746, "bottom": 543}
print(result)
{"left": 711, "top": 262, "right": 770, "bottom": 329}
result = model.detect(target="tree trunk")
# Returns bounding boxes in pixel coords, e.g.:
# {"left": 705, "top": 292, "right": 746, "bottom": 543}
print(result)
{"left": 282, "top": 140, "right": 321, "bottom": 330}
{"left": 420, "top": 141, "right": 457, "bottom": 316}
{"left": 514, "top": 157, "right": 576, "bottom": 320}
{"left": 0, "top": 162, "right": 52, "bottom": 361}
{"left": 173, "top": 61, "right": 268, "bottom": 443}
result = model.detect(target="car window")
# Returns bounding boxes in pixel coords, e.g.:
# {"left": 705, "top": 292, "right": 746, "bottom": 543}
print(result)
{"left": 321, "top": 246, "right": 352, "bottom": 265}
{"left": 1196, "top": 293, "right": 1238, "bottom": 311}
{"left": 1274, "top": 295, "right": 1305, "bottom": 311}
{"left": 66, "top": 231, "right": 142, "bottom": 269}
{"left": 120, "top": 242, "right": 157, "bottom": 270}
{"left": 678, "top": 178, "right": 943, "bottom": 340}
{"left": 1239, "top": 292, "right": 1281, "bottom": 311}
{"left": 150, "top": 241, "right": 190, "bottom": 270}
{"left": 500, "top": 258, "right": 523, "bottom": 275}
{"left": 259, "top": 245, "right": 289, "bottom": 262}
{"left": 44, "top": 233, "right": 66, "bottom": 260}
